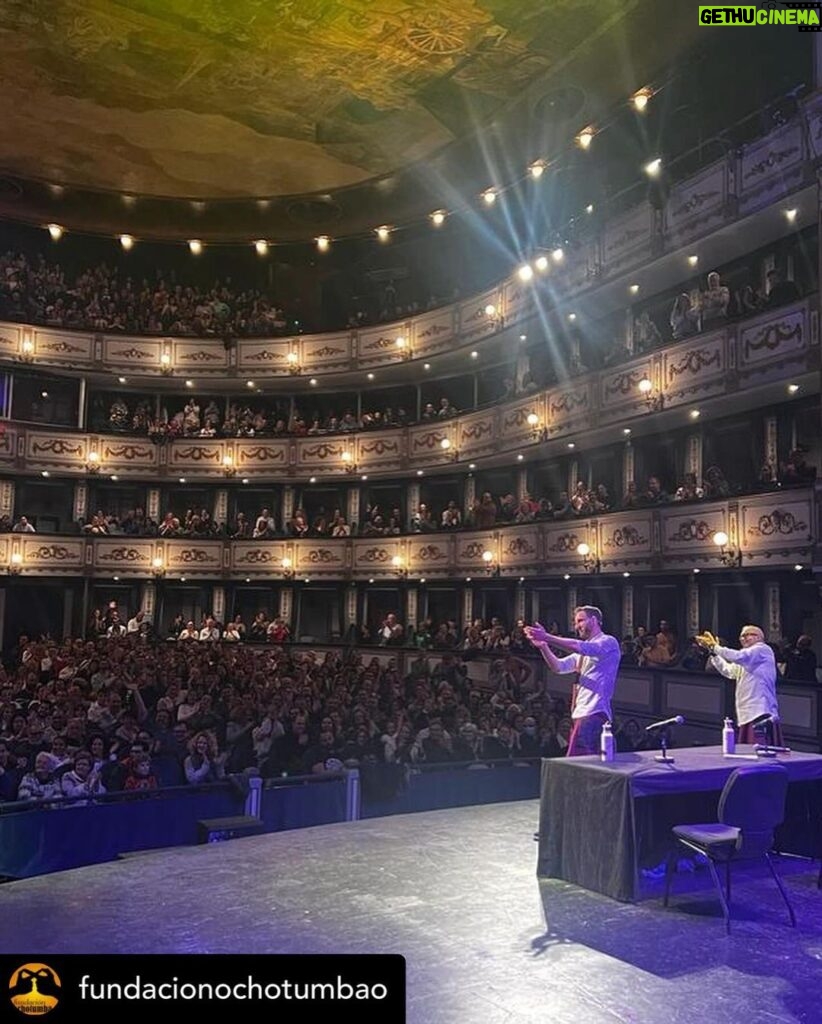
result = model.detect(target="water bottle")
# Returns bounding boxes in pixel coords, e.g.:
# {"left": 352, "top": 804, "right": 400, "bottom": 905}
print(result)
{"left": 722, "top": 717, "right": 735, "bottom": 755}
{"left": 600, "top": 721, "right": 615, "bottom": 763}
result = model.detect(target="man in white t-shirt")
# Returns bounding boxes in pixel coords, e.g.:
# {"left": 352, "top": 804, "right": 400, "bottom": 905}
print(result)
{"left": 127, "top": 611, "right": 145, "bottom": 634}
{"left": 526, "top": 606, "right": 621, "bottom": 756}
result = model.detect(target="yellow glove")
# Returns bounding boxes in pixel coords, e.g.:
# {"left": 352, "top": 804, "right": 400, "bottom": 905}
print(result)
{"left": 695, "top": 631, "right": 718, "bottom": 650}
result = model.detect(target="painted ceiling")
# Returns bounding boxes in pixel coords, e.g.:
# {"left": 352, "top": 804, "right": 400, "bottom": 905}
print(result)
{"left": 0, "top": 0, "right": 635, "bottom": 199}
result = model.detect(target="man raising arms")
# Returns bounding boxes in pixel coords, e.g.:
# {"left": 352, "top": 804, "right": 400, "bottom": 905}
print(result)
{"left": 525, "top": 607, "right": 621, "bottom": 756}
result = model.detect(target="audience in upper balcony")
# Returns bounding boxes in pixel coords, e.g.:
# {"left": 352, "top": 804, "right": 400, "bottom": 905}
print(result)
{"left": 12, "top": 515, "right": 35, "bottom": 533}
{"left": 780, "top": 447, "right": 816, "bottom": 486}
{"left": 702, "top": 465, "right": 731, "bottom": 499}
{"left": 633, "top": 311, "right": 662, "bottom": 354}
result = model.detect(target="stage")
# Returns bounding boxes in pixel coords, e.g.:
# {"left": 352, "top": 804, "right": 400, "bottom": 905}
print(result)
{"left": 2, "top": 800, "right": 820, "bottom": 1023}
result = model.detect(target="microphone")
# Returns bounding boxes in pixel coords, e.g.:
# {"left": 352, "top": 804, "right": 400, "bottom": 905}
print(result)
{"left": 645, "top": 715, "right": 685, "bottom": 732}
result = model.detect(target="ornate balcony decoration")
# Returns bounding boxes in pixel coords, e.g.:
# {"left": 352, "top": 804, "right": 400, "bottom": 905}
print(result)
{"left": 481, "top": 549, "right": 500, "bottom": 577}
{"left": 7, "top": 552, "right": 22, "bottom": 576}
{"left": 286, "top": 351, "right": 302, "bottom": 375}
{"left": 85, "top": 450, "right": 102, "bottom": 474}
{"left": 222, "top": 453, "right": 236, "bottom": 478}
{"left": 160, "top": 351, "right": 173, "bottom": 375}
{"left": 151, "top": 555, "right": 165, "bottom": 578}
{"left": 281, "top": 556, "right": 294, "bottom": 579}
{"left": 391, "top": 555, "right": 408, "bottom": 579}
{"left": 526, "top": 412, "right": 549, "bottom": 443}
{"left": 341, "top": 450, "right": 357, "bottom": 474}
{"left": 19, "top": 334, "right": 35, "bottom": 363}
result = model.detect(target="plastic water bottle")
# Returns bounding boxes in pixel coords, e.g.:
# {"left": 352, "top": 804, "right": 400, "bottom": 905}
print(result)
{"left": 722, "top": 717, "right": 735, "bottom": 755}
{"left": 600, "top": 721, "right": 615, "bottom": 763}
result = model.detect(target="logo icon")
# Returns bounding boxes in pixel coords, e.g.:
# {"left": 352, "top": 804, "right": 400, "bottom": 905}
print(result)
{"left": 9, "top": 963, "right": 61, "bottom": 1016}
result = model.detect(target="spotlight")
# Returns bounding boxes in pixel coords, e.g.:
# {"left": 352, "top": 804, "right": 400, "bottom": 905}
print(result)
{"left": 254, "top": 239, "right": 269, "bottom": 255}
{"left": 785, "top": 208, "right": 798, "bottom": 224}
{"left": 119, "top": 234, "right": 134, "bottom": 251}
{"left": 576, "top": 126, "right": 595, "bottom": 149}
{"left": 316, "top": 235, "right": 330, "bottom": 252}
{"left": 47, "top": 223, "right": 64, "bottom": 241}
{"left": 430, "top": 209, "right": 447, "bottom": 227}
{"left": 482, "top": 188, "right": 497, "bottom": 205}
{"left": 631, "top": 87, "right": 654, "bottom": 112}
{"left": 688, "top": 254, "right": 699, "bottom": 267}
{"left": 534, "top": 256, "right": 549, "bottom": 272}
{"left": 529, "top": 160, "right": 546, "bottom": 179}
{"left": 643, "top": 158, "right": 662, "bottom": 178}
{"left": 188, "top": 239, "right": 203, "bottom": 255}
{"left": 517, "top": 264, "right": 534, "bottom": 282}
{"left": 552, "top": 247, "right": 564, "bottom": 263}
{"left": 375, "top": 225, "right": 391, "bottom": 242}
{"left": 629, "top": 284, "right": 639, "bottom": 295}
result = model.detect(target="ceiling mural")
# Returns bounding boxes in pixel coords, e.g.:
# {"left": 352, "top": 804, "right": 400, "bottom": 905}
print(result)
{"left": 0, "top": 0, "right": 632, "bottom": 198}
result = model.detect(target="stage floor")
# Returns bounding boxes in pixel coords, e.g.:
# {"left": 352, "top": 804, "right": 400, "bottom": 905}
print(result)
{"left": 2, "top": 799, "right": 820, "bottom": 1023}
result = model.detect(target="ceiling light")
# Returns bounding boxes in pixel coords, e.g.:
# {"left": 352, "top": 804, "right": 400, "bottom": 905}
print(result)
{"left": 623, "top": 428, "right": 631, "bottom": 435}
{"left": 568, "top": 312, "right": 576, "bottom": 321}
{"left": 623, "top": 572, "right": 631, "bottom": 578}
{"left": 794, "top": 564, "right": 803, "bottom": 571}
{"left": 482, "top": 188, "right": 497, "bottom": 205}
{"left": 643, "top": 157, "right": 662, "bottom": 178}
{"left": 585, "top": 204, "right": 594, "bottom": 214}
{"left": 470, "top": 350, "right": 478, "bottom": 359}
{"left": 309, "top": 476, "right": 316, "bottom": 484}
{"left": 788, "top": 383, "right": 799, "bottom": 394}
{"left": 688, "top": 255, "right": 699, "bottom": 267}
{"left": 563, "top": 573, "right": 571, "bottom": 580}
{"left": 517, "top": 454, "right": 524, "bottom": 461}
{"left": 519, "top": 334, "right": 527, "bottom": 342}
{"left": 47, "top": 223, "right": 64, "bottom": 241}
{"left": 629, "top": 284, "right": 639, "bottom": 294}
{"left": 185, "top": 379, "right": 194, "bottom": 388}
{"left": 367, "top": 372, "right": 375, "bottom": 381}
{"left": 468, "top": 463, "right": 476, "bottom": 470}
{"left": 254, "top": 239, "right": 269, "bottom": 255}
{"left": 41, "top": 471, "right": 49, "bottom": 477}
{"left": 534, "top": 256, "right": 549, "bottom": 272}
{"left": 631, "top": 87, "right": 653, "bottom": 112}
{"left": 316, "top": 235, "right": 330, "bottom": 252}
{"left": 179, "top": 477, "right": 186, "bottom": 484}
{"left": 247, "top": 380, "right": 255, "bottom": 388}
{"left": 785, "top": 208, "right": 798, "bottom": 223}
{"left": 423, "top": 363, "right": 431, "bottom": 370}
{"left": 576, "top": 126, "right": 595, "bottom": 149}
{"left": 690, "top": 409, "right": 700, "bottom": 419}
{"left": 310, "top": 378, "right": 318, "bottom": 386}
{"left": 119, "top": 234, "right": 134, "bottom": 251}
{"left": 693, "top": 568, "right": 700, "bottom": 574}
{"left": 552, "top": 247, "right": 564, "bottom": 263}
{"left": 118, "top": 376, "right": 127, "bottom": 384}
{"left": 517, "top": 264, "right": 534, "bottom": 282}
{"left": 188, "top": 239, "right": 203, "bottom": 255}
{"left": 567, "top": 442, "right": 575, "bottom": 449}
{"left": 529, "top": 159, "right": 546, "bottom": 179}
{"left": 430, "top": 209, "right": 446, "bottom": 227}
{"left": 110, "top": 474, "right": 118, "bottom": 481}
{"left": 417, "top": 470, "right": 423, "bottom": 476}
{"left": 375, "top": 225, "right": 391, "bottom": 242}
{"left": 41, "top": 390, "right": 48, "bottom": 398}
{"left": 242, "top": 478, "right": 249, "bottom": 484}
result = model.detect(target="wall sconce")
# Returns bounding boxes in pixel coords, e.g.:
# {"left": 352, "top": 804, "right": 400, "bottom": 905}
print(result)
{"left": 286, "top": 351, "right": 301, "bottom": 375}
{"left": 576, "top": 542, "right": 600, "bottom": 574}
{"left": 481, "top": 549, "right": 500, "bottom": 577}
{"left": 19, "top": 334, "right": 35, "bottom": 363}
{"left": 151, "top": 556, "right": 165, "bottom": 578}
{"left": 395, "top": 336, "right": 411, "bottom": 359}
{"left": 8, "top": 552, "right": 23, "bottom": 576}
{"left": 222, "top": 453, "right": 236, "bottom": 478}
{"left": 160, "top": 351, "right": 173, "bottom": 375}
{"left": 439, "top": 437, "right": 458, "bottom": 461}
{"left": 637, "top": 375, "right": 663, "bottom": 412}
{"left": 341, "top": 450, "right": 357, "bottom": 474}
{"left": 526, "top": 412, "right": 548, "bottom": 443}
{"left": 712, "top": 530, "right": 742, "bottom": 568}
{"left": 484, "top": 303, "right": 504, "bottom": 329}
{"left": 391, "top": 555, "right": 408, "bottom": 579}
{"left": 85, "top": 450, "right": 102, "bottom": 474}
{"left": 281, "top": 556, "right": 294, "bottom": 579}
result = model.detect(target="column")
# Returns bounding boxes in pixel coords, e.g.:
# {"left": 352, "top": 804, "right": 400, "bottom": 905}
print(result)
{"left": 73, "top": 481, "right": 87, "bottom": 525}
{"left": 566, "top": 585, "right": 578, "bottom": 632}
{"left": 212, "top": 585, "right": 225, "bottom": 623}
{"left": 764, "top": 415, "right": 778, "bottom": 479}
{"left": 515, "top": 584, "right": 526, "bottom": 622}
{"left": 344, "top": 585, "right": 358, "bottom": 633}
{"left": 78, "top": 378, "right": 87, "bottom": 429}
{"left": 282, "top": 486, "right": 295, "bottom": 525}
{"left": 406, "top": 481, "right": 420, "bottom": 522}
{"left": 462, "top": 585, "right": 473, "bottom": 627}
{"left": 515, "top": 350, "right": 529, "bottom": 392}
{"left": 764, "top": 581, "right": 781, "bottom": 643}
{"left": 279, "top": 586, "right": 293, "bottom": 626}
{"left": 347, "top": 486, "right": 360, "bottom": 530}
{"left": 406, "top": 586, "right": 418, "bottom": 630}
{"left": 0, "top": 480, "right": 15, "bottom": 522}
{"left": 624, "top": 308, "right": 635, "bottom": 355}
{"left": 686, "top": 432, "right": 702, "bottom": 483}
{"left": 213, "top": 489, "right": 228, "bottom": 530}
{"left": 567, "top": 458, "right": 578, "bottom": 496}
{"left": 147, "top": 488, "right": 160, "bottom": 522}
{"left": 686, "top": 574, "right": 700, "bottom": 640}
{"left": 464, "top": 475, "right": 476, "bottom": 507}
{"left": 622, "top": 583, "right": 634, "bottom": 639}
{"left": 139, "top": 582, "right": 156, "bottom": 622}
{"left": 623, "top": 442, "right": 635, "bottom": 496}
{"left": 517, "top": 467, "right": 528, "bottom": 501}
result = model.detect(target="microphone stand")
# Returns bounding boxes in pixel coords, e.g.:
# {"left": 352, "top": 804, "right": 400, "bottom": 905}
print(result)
{"left": 654, "top": 724, "right": 676, "bottom": 764}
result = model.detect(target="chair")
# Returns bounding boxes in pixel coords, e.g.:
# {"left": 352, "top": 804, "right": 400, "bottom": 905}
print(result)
{"left": 663, "top": 764, "right": 796, "bottom": 933}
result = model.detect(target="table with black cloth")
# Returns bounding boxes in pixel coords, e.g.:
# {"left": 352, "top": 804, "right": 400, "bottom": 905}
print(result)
{"left": 537, "top": 746, "right": 822, "bottom": 902}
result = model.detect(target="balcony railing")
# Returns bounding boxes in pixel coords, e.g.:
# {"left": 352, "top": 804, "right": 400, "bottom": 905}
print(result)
{"left": 2, "top": 488, "right": 814, "bottom": 578}
{"left": 0, "top": 92, "right": 821, "bottom": 381}
{"left": 1, "top": 297, "right": 817, "bottom": 481}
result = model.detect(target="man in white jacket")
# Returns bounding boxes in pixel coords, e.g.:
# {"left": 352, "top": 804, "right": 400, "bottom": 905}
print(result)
{"left": 696, "top": 625, "right": 781, "bottom": 743}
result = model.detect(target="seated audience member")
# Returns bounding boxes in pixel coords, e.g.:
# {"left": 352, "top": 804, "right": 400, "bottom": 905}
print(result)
{"left": 669, "top": 292, "right": 699, "bottom": 340}
{"left": 12, "top": 515, "right": 36, "bottom": 533}
{"left": 177, "top": 620, "right": 199, "bottom": 641}
{"left": 266, "top": 618, "right": 291, "bottom": 644}
{"left": 642, "top": 476, "right": 669, "bottom": 505}
{"left": 379, "top": 613, "right": 404, "bottom": 646}
{"left": 61, "top": 750, "right": 106, "bottom": 801}
{"left": 674, "top": 472, "right": 704, "bottom": 502}
{"left": 700, "top": 271, "right": 730, "bottom": 327}
{"left": 702, "top": 464, "right": 731, "bottom": 499}
{"left": 123, "top": 752, "right": 159, "bottom": 790}
{"left": 780, "top": 448, "right": 816, "bottom": 486}
{"left": 17, "top": 752, "right": 61, "bottom": 802}
{"left": 184, "top": 732, "right": 226, "bottom": 784}
{"left": 785, "top": 635, "right": 817, "bottom": 681}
